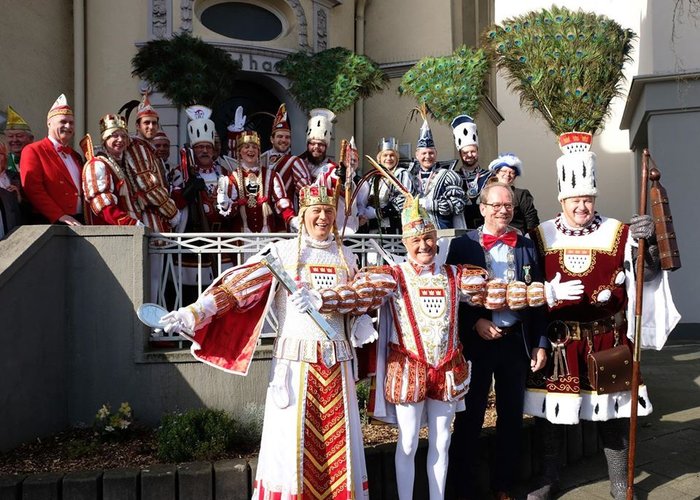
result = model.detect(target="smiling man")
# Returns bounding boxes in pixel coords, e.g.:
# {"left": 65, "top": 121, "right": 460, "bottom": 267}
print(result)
{"left": 20, "top": 94, "right": 85, "bottom": 225}
{"left": 370, "top": 196, "right": 471, "bottom": 500}
{"left": 446, "top": 182, "right": 548, "bottom": 500}
{"left": 259, "top": 103, "right": 310, "bottom": 208}
{"left": 524, "top": 133, "right": 678, "bottom": 500}
{"left": 3, "top": 105, "right": 34, "bottom": 178}
{"left": 412, "top": 116, "right": 465, "bottom": 229}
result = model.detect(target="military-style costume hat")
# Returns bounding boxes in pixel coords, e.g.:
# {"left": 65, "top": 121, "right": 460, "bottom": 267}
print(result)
{"left": 416, "top": 117, "right": 435, "bottom": 149}
{"left": 451, "top": 114, "right": 478, "bottom": 151}
{"left": 5, "top": 106, "right": 32, "bottom": 133}
{"left": 272, "top": 103, "right": 290, "bottom": 132}
{"left": 556, "top": 132, "right": 597, "bottom": 201}
{"left": 47, "top": 94, "right": 73, "bottom": 121}
{"left": 306, "top": 108, "right": 335, "bottom": 145}
{"left": 186, "top": 105, "right": 215, "bottom": 146}
{"left": 99, "top": 114, "right": 128, "bottom": 140}
{"left": 136, "top": 93, "right": 159, "bottom": 123}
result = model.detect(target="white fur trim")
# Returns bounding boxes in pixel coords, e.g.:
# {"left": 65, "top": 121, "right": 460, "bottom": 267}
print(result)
{"left": 524, "top": 388, "right": 547, "bottom": 417}
{"left": 556, "top": 151, "right": 598, "bottom": 201}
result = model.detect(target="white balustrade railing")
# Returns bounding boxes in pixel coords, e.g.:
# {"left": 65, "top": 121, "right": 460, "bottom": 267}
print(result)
{"left": 146, "top": 232, "right": 407, "bottom": 345}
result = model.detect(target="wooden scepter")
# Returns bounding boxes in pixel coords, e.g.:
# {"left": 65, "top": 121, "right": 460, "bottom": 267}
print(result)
{"left": 627, "top": 149, "right": 682, "bottom": 499}
{"left": 626, "top": 150, "right": 649, "bottom": 500}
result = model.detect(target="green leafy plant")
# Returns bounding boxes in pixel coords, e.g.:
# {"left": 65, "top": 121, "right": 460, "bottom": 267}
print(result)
{"left": 356, "top": 379, "right": 370, "bottom": 425}
{"left": 157, "top": 408, "right": 237, "bottom": 462}
{"left": 398, "top": 45, "right": 490, "bottom": 124}
{"left": 94, "top": 402, "right": 133, "bottom": 441}
{"left": 132, "top": 32, "right": 241, "bottom": 108}
{"left": 277, "top": 47, "right": 389, "bottom": 114}
{"left": 482, "top": 6, "right": 635, "bottom": 135}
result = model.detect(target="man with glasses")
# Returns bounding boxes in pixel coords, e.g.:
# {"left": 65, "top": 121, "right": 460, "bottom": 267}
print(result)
{"left": 446, "top": 182, "right": 549, "bottom": 500}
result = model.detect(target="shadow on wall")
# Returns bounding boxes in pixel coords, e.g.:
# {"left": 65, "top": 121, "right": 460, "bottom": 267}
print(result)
{"left": 0, "top": 225, "right": 254, "bottom": 453}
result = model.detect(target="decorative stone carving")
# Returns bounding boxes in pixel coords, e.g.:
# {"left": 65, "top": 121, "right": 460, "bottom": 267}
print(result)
{"left": 151, "top": 0, "right": 169, "bottom": 39}
{"left": 180, "top": 0, "right": 193, "bottom": 33}
{"left": 285, "top": 0, "right": 310, "bottom": 50}
{"left": 316, "top": 8, "right": 328, "bottom": 51}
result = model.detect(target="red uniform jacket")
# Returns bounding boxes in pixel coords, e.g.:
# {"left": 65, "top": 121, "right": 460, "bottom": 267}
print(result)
{"left": 20, "top": 137, "right": 83, "bottom": 223}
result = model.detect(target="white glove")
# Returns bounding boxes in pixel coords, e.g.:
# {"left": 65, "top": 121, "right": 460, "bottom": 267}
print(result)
{"left": 419, "top": 197, "right": 434, "bottom": 212}
{"left": 227, "top": 106, "right": 246, "bottom": 133}
{"left": 544, "top": 272, "right": 584, "bottom": 307}
{"left": 160, "top": 308, "right": 195, "bottom": 335}
{"left": 350, "top": 314, "right": 378, "bottom": 347}
{"left": 135, "top": 220, "right": 146, "bottom": 228}
{"left": 168, "top": 210, "right": 182, "bottom": 228}
{"left": 216, "top": 176, "right": 233, "bottom": 215}
{"left": 289, "top": 215, "right": 300, "bottom": 232}
{"left": 289, "top": 287, "right": 322, "bottom": 313}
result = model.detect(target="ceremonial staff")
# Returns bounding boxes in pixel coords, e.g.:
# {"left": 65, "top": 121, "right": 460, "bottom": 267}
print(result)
{"left": 627, "top": 149, "right": 681, "bottom": 500}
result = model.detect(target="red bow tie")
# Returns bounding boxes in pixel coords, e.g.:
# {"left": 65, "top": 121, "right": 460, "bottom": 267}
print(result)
{"left": 57, "top": 145, "right": 71, "bottom": 155}
{"left": 482, "top": 231, "right": 517, "bottom": 251}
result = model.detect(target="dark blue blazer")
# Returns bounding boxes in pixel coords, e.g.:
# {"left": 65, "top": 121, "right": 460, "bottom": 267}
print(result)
{"left": 446, "top": 230, "right": 548, "bottom": 357}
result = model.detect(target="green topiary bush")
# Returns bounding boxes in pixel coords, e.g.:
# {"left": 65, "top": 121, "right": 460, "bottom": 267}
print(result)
{"left": 157, "top": 408, "right": 237, "bottom": 462}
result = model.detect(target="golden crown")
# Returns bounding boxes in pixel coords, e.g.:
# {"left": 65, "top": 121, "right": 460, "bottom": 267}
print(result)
{"left": 236, "top": 130, "right": 260, "bottom": 149}
{"left": 99, "top": 114, "right": 127, "bottom": 137}
{"left": 299, "top": 185, "right": 335, "bottom": 209}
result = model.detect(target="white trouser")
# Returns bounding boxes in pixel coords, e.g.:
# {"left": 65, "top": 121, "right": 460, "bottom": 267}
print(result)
{"left": 395, "top": 398, "right": 458, "bottom": 500}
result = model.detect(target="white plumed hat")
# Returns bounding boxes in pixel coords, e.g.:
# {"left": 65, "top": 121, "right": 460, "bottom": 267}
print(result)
{"left": 450, "top": 114, "right": 478, "bottom": 150}
{"left": 556, "top": 132, "right": 597, "bottom": 201}
{"left": 186, "top": 105, "right": 215, "bottom": 146}
{"left": 306, "top": 108, "right": 335, "bottom": 145}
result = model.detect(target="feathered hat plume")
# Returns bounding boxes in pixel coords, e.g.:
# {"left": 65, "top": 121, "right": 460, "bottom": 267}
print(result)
{"left": 482, "top": 6, "right": 635, "bottom": 136}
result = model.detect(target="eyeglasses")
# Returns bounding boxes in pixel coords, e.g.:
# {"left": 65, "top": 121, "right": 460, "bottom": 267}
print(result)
{"left": 482, "top": 202, "right": 514, "bottom": 211}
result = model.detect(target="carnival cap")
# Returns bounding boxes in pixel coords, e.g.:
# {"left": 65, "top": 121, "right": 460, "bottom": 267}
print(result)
{"left": 272, "top": 103, "right": 290, "bottom": 132}
{"left": 556, "top": 132, "right": 597, "bottom": 201}
{"left": 416, "top": 118, "right": 435, "bottom": 149}
{"left": 306, "top": 108, "right": 335, "bottom": 145}
{"left": 5, "top": 106, "right": 32, "bottom": 132}
{"left": 451, "top": 114, "right": 478, "bottom": 150}
{"left": 136, "top": 93, "right": 159, "bottom": 123}
{"left": 299, "top": 184, "right": 335, "bottom": 209}
{"left": 99, "top": 114, "right": 128, "bottom": 140}
{"left": 401, "top": 196, "right": 436, "bottom": 239}
{"left": 488, "top": 153, "right": 522, "bottom": 177}
{"left": 152, "top": 130, "right": 170, "bottom": 143}
{"left": 47, "top": 94, "right": 73, "bottom": 121}
{"left": 186, "top": 105, "right": 215, "bottom": 146}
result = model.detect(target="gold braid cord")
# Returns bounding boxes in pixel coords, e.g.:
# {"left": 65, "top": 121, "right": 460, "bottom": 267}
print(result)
{"left": 208, "top": 262, "right": 269, "bottom": 316}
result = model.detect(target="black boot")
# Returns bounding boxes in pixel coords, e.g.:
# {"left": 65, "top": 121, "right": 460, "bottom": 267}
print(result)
{"left": 527, "top": 419, "right": 565, "bottom": 500}
{"left": 599, "top": 418, "right": 637, "bottom": 500}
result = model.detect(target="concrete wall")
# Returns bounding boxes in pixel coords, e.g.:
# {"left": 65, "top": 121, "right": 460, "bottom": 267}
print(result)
{"left": 637, "top": 1, "right": 700, "bottom": 75}
{"left": 0, "top": 0, "right": 74, "bottom": 141}
{"left": 0, "top": 226, "right": 271, "bottom": 452}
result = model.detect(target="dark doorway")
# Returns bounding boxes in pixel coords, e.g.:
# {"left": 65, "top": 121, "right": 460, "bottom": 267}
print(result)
{"left": 214, "top": 80, "right": 281, "bottom": 156}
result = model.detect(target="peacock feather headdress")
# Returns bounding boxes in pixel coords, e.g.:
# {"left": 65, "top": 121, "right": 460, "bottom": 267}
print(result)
{"left": 398, "top": 46, "right": 490, "bottom": 124}
{"left": 482, "top": 6, "right": 635, "bottom": 137}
